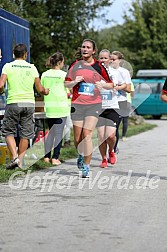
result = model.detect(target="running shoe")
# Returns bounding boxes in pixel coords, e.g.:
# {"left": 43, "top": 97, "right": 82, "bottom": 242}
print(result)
{"left": 6, "top": 157, "right": 20, "bottom": 170}
{"left": 77, "top": 154, "right": 84, "bottom": 170}
{"left": 100, "top": 159, "right": 108, "bottom": 168}
{"left": 122, "top": 137, "right": 128, "bottom": 141}
{"left": 108, "top": 151, "right": 117, "bottom": 165}
{"left": 82, "top": 164, "right": 89, "bottom": 178}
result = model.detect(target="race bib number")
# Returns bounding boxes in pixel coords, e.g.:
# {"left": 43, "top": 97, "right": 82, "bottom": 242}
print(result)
{"left": 78, "top": 82, "right": 94, "bottom": 96}
{"left": 101, "top": 90, "right": 113, "bottom": 108}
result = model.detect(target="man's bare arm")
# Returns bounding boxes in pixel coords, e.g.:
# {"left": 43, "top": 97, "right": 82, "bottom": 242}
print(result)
{"left": 35, "top": 77, "right": 49, "bottom": 95}
{"left": 0, "top": 74, "right": 7, "bottom": 93}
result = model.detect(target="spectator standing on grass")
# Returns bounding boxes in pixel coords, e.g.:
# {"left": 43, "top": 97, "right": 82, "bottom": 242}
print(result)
{"left": 41, "top": 52, "right": 70, "bottom": 165}
{"left": 97, "top": 49, "right": 120, "bottom": 168}
{"left": 0, "top": 43, "right": 49, "bottom": 169}
{"left": 64, "top": 39, "right": 113, "bottom": 178}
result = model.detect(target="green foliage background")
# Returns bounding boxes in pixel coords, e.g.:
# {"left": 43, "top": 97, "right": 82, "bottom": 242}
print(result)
{"left": 93, "top": 0, "right": 167, "bottom": 76}
{"left": 0, "top": 0, "right": 113, "bottom": 73}
{"left": 1, "top": 0, "right": 167, "bottom": 76}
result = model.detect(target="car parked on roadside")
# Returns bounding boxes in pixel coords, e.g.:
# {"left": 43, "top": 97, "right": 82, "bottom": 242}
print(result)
{"left": 131, "top": 69, "right": 167, "bottom": 119}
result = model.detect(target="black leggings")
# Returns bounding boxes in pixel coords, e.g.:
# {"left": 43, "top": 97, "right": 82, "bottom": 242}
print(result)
{"left": 122, "top": 116, "right": 129, "bottom": 137}
{"left": 114, "top": 116, "right": 122, "bottom": 152}
{"left": 114, "top": 116, "right": 129, "bottom": 152}
{"left": 44, "top": 117, "right": 67, "bottom": 159}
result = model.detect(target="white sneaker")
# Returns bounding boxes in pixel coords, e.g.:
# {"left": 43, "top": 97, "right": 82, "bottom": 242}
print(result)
{"left": 6, "top": 157, "right": 20, "bottom": 170}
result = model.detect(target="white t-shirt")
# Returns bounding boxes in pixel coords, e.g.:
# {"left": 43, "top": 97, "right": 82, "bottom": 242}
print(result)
{"left": 109, "top": 66, "right": 131, "bottom": 102}
{"left": 100, "top": 88, "right": 119, "bottom": 109}
{"left": 100, "top": 65, "right": 119, "bottom": 109}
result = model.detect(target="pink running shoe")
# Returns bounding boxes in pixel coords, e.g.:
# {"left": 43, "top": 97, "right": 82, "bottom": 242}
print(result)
{"left": 100, "top": 159, "right": 108, "bottom": 168}
{"left": 108, "top": 151, "right": 117, "bottom": 165}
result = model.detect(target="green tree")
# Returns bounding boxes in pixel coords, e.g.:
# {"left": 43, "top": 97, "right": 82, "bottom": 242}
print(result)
{"left": 21, "top": 0, "right": 52, "bottom": 73}
{"left": 43, "top": 0, "right": 114, "bottom": 67}
{"left": 118, "top": 0, "right": 167, "bottom": 74}
{"left": 93, "top": 25, "right": 124, "bottom": 52}
{"left": 0, "top": 0, "right": 23, "bottom": 15}
{"left": 0, "top": 0, "right": 114, "bottom": 73}
{"left": 0, "top": 0, "right": 51, "bottom": 72}
{"left": 94, "top": 0, "right": 167, "bottom": 75}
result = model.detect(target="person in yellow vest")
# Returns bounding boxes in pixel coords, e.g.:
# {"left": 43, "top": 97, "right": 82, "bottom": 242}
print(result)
{"left": 41, "top": 52, "right": 70, "bottom": 165}
{"left": 0, "top": 43, "right": 49, "bottom": 169}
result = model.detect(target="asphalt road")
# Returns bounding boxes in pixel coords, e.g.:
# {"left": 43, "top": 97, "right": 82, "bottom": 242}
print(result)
{"left": 0, "top": 119, "right": 167, "bottom": 252}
